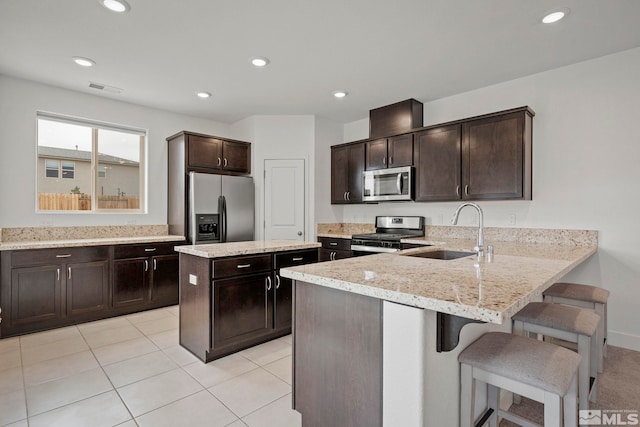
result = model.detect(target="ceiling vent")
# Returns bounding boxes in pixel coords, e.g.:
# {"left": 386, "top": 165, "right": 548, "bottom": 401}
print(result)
{"left": 88, "top": 81, "right": 123, "bottom": 94}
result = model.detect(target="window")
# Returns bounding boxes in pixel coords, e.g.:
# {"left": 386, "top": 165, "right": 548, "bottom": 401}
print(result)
{"left": 45, "top": 160, "right": 59, "bottom": 178}
{"left": 37, "top": 112, "right": 146, "bottom": 212}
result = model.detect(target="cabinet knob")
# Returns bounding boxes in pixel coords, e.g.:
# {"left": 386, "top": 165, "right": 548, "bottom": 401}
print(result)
{"left": 275, "top": 275, "right": 281, "bottom": 289}
{"left": 456, "top": 185, "right": 460, "bottom": 197}
{"left": 223, "top": 158, "right": 228, "bottom": 167}
{"left": 297, "top": 231, "right": 303, "bottom": 236}
{"left": 217, "top": 157, "right": 221, "bottom": 167}
{"left": 347, "top": 191, "right": 350, "bottom": 200}
{"left": 465, "top": 185, "right": 469, "bottom": 196}
{"left": 266, "top": 276, "right": 272, "bottom": 291}
{"left": 144, "top": 260, "right": 149, "bottom": 272}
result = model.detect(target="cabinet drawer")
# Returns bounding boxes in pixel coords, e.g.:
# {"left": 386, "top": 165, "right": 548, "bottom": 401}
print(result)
{"left": 275, "top": 249, "right": 318, "bottom": 270}
{"left": 318, "top": 237, "right": 351, "bottom": 251}
{"left": 11, "top": 246, "right": 109, "bottom": 267}
{"left": 114, "top": 243, "right": 176, "bottom": 259}
{"left": 213, "top": 254, "right": 272, "bottom": 278}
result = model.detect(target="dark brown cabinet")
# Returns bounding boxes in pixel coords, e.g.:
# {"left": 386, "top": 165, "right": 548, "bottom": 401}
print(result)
{"left": 113, "top": 243, "right": 179, "bottom": 310}
{"left": 462, "top": 109, "right": 532, "bottom": 200}
{"left": 318, "top": 237, "right": 351, "bottom": 261}
{"left": 169, "top": 131, "right": 251, "bottom": 175}
{"left": 414, "top": 124, "right": 462, "bottom": 201}
{"left": 414, "top": 107, "right": 534, "bottom": 202}
{"left": 179, "top": 247, "right": 318, "bottom": 362}
{"left": 331, "top": 143, "right": 365, "bottom": 204}
{"left": 1, "top": 246, "right": 109, "bottom": 335}
{"left": 365, "top": 134, "right": 414, "bottom": 170}
{"left": 274, "top": 249, "right": 318, "bottom": 332}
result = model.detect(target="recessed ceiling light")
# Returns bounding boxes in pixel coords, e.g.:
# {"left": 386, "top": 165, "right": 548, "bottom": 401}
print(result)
{"left": 99, "top": 0, "right": 131, "bottom": 12}
{"left": 541, "top": 8, "right": 569, "bottom": 24}
{"left": 333, "top": 90, "right": 348, "bottom": 99}
{"left": 250, "top": 57, "right": 269, "bottom": 67}
{"left": 73, "top": 56, "right": 96, "bottom": 67}
{"left": 196, "top": 92, "right": 212, "bottom": 98}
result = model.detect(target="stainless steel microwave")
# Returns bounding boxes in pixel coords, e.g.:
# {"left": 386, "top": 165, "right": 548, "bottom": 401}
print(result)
{"left": 363, "top": 166, "right": 413, "bottom": 202}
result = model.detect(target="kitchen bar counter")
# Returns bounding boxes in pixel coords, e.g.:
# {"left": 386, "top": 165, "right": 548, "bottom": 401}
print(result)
{"left": 281, "top": 239, "right": 596, "bottom": 324}
{"left": 174, "top": 239, "right": 320, "bottom": 258}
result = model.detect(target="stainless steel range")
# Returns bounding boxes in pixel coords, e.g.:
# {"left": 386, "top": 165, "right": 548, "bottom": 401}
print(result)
{"left": 351, "top": 216, "right": 425, "bottom": 255}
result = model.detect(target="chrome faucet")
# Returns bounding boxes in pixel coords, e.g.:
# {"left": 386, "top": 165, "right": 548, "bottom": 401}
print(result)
{"left": 451, "top": 203, "right": 485, "bottom": 258}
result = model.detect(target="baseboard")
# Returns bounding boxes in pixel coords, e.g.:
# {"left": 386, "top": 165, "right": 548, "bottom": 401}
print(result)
{"left": 608, "top": 331, "right": 640, "bottom": 351}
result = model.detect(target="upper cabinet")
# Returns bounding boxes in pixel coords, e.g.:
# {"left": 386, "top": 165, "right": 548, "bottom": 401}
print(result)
{"left": 414, "top": 125, "right": 462, "bottom": 201}
{"left": 414, "top": 107, "right": 533, "bottom": 201}
{"left": 365, "top": 134, "right": 414, "bottom": 170}
{"left": 462, "top": 109, "right": 532, "bottom": 200}
{"left": 168, "top": 131, "right": 251, "bottom": 175}
{"left": 331, "top": 142, "right": 365, "bottom": 204}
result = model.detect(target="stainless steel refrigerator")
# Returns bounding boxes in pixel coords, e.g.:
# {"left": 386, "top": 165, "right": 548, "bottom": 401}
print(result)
{"left": 189, "top": 172, "right": 254, "bottom": 244}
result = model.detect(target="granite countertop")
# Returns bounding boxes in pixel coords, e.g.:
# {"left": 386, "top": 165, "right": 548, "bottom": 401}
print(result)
{"left": 175, "top": 240, "right": 321, "bottom": 258}
{"left": 0, "top": 235, "right": 186, "bottom": 251}
{"left": 280, "top": 240, "right": 597, "bottom": 324}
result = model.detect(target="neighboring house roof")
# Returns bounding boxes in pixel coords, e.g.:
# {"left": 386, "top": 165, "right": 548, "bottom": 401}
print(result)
{"left": 37, "top": 146, "right": 138, "bottom": 166}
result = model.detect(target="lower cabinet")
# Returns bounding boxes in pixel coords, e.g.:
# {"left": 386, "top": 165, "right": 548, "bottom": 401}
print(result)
{"left": 112, "top": 243, "right": 179, "bottom": 310}
{"left": 1, "top": 246, "right": 109, "bottom": 335}
{"left": 179, "top": 248, "right": 318, "bottom": 362}
{"left": 0, "top": 241, "right": 179, "bottom": 338}
{"left": 318, "top": 237, "right": 352, "bottom": 261}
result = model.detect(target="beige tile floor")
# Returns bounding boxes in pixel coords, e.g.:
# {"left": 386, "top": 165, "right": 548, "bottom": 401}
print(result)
{"left": 0, "top": 306, "right": 301, "bottom": 427}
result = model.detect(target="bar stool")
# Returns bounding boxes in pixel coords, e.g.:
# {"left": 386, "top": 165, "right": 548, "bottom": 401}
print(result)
{"left": 459, "top": 332, "right": 580, "bottom": 427}
{"left": 512, "top": 302, "right": 600, "bottom": 414}
{"left": 543, "top": 282, "right": 609, "bottom": 372}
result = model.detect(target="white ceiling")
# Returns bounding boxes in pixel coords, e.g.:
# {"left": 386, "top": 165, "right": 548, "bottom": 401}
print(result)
{"left": 2, "top": 0, "right": 640, "bottom": 124}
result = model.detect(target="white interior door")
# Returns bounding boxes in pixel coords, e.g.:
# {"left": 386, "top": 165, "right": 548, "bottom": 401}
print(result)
{"left": 264, "top": 159, "right": 305, "bottom": 241}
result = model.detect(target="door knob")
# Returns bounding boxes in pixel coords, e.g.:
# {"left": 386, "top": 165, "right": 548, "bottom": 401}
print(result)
{"left": 297, "top": 231, "right": 303, "bottom": 236}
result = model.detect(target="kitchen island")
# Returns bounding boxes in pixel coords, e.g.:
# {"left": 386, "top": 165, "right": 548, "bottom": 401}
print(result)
{"left": 175, "top": 240, "right": 320, "bottom": 362}
{"left": 280, "top": 233, "right": 597, "bottom": 427}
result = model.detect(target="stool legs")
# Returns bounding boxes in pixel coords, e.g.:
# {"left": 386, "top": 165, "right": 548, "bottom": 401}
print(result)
{"left": 564, "top": 375, "right": 578, "bottom": 427}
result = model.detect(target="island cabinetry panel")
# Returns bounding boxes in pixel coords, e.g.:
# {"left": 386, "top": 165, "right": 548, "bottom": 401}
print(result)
{"left": 331, "top": 142, "right": 365, "bottom": 204}
{"left": 365, "top": 134, "right": 414, "bottom": 171}
{"left": 318, "top": 237, "right": 351, "bottom": 261}
{"left": 462, "top": 109, "right": 532, "bottom": 200}
{"left": 294, "top": 281, "right": 382, "bottom": 427}
{"left": 112, "top": 243, "right": 178, "bottom": 310}
{"left": 274, "top": 249, "right": 318, "bottom": 332}
{"left": 212, "top": 254, "right": 272, "bottom": 351}
{"left": 1, "top": 246, "right": 109, "bottom": 335}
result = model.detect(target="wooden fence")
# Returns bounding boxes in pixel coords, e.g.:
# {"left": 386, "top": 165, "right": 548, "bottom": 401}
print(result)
{"left": 38, "top": 193, "right": 140, "bottom": 210}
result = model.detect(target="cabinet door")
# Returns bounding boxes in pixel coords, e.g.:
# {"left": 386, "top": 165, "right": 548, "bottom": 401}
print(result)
{"left": 388, "top": 134, "right": 413, "bottom": 167}
{"left": 414, "top": 125, "right": 462, "bottom": 201}
{"left": 212, "top": 273, "right": 273, "bottom": 348}
{"left": 365, "top": 139, "right": 388, "bottom": 170}
{"left": 331, "top": 146, "right": 348, "bottom": 204}
{"left": 462, "top": 112, "right": 524, "bottom": 199}
{"left": 318, "top": 248, "right": 334, "bottom": 262}
{"left": 222, "top": 141, "right": 250, "bottom": 174}
{"left": 10, "top": 265, "right": 62, "bottom": 326}
{"left": 66, "top": 260, "right": 109, "bottom": 316}
{"left": 347, "top": 143, "right": 365, "bottom": 202}
{"left": 188, "top": 135, "right": 223, "bottom": 170}
{"left": 150, "top": 254, "right": 179, "bottom": 306}
{"left": 274, "top": 275, "right": 293, "bottom": 331}
{"left": 113, "top": 257, "right": 150, "bottom": 308}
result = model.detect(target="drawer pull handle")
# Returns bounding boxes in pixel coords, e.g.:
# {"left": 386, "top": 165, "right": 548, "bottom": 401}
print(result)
{"left": 266, "top": 276, "right": 272, "bottom": 291}
{"left": 237, "top": 264, "right": 251, "bottom": 269}
{"left": 144, "top": 260, "right": 149, "bottom": 272}
{"left": 292, "top": 257, "right": 304, "bottom": 261}
{"left": 329, "top": 242, "right": 338, "bottom": 246}
{"left": 217, "top": 157, "right": 222, "bottom": 166}
{"left": 68, "top": 267, "right": 71, "bottom": 280}
{"left": 275, "top": 274, "right": 281, "bottom": 289}
{"left": 223, "top": 158, "right": 228, "bottom": 167}
{"left": 144, "top": 248, "right": 157, "bottom": 252}
{"left": 153, "top": 259, "right": 157, "bottom": 270}
{"left": 57, "top": 268, "right": 60, "bottom": 281}
{"left": 56, "top": 254, "right": 71, "bottom": 258}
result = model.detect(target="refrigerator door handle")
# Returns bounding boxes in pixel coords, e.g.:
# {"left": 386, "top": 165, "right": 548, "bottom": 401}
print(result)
{"left": 222, "top": 195, "right": 228, "bottom": 242}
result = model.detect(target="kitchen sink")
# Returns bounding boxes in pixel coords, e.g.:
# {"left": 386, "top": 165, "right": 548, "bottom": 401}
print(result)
{"left": 403, "top": 250, "right": 475, "bottom": 260}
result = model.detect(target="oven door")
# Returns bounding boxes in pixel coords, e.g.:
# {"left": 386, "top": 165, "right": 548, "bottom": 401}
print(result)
{"left": 363, "top": 166, "right": 413, "bottom": 202}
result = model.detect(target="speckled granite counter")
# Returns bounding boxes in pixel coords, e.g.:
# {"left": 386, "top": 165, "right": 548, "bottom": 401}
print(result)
{"left": 0, "top": 225, "right": 185, "bottom": 250}
{"left": 175, "top": 240, "right": 321, "bottom": 258}
{"left": 316, "top": 223, "right": 374, "bottom": 238}
{"left": 281, "top": 239, "right": 597, "bottom": 324}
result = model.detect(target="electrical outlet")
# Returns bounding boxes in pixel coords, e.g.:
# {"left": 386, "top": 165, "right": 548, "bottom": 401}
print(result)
{"left": 508, "top": 213, "right": 516, "bottom": 226}
{"left": 126, "top": 220, "right": 137, "bottom": 225}
{"left": 40, "top": 220, "right": 54, "bottom": 226}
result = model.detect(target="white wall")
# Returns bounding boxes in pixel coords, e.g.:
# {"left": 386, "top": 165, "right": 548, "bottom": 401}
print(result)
{"left": 332, "top": 47, "right": 640, "bottom": 350}
{"left": 231, "top": 115, "right": 316, "bottom": 241}
{"left": 314, "top": 116, "right": 344, "bottom": 228}
{"left": 0, "top": 75, "right": 230, "bottom": 227}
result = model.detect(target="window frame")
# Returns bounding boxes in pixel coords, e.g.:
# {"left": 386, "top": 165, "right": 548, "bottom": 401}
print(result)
{"left": 36, "top": 111, "right": 147, "bottom": 213}
{"left": 45, "top": 159, "right": 60, "bottom": 179}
